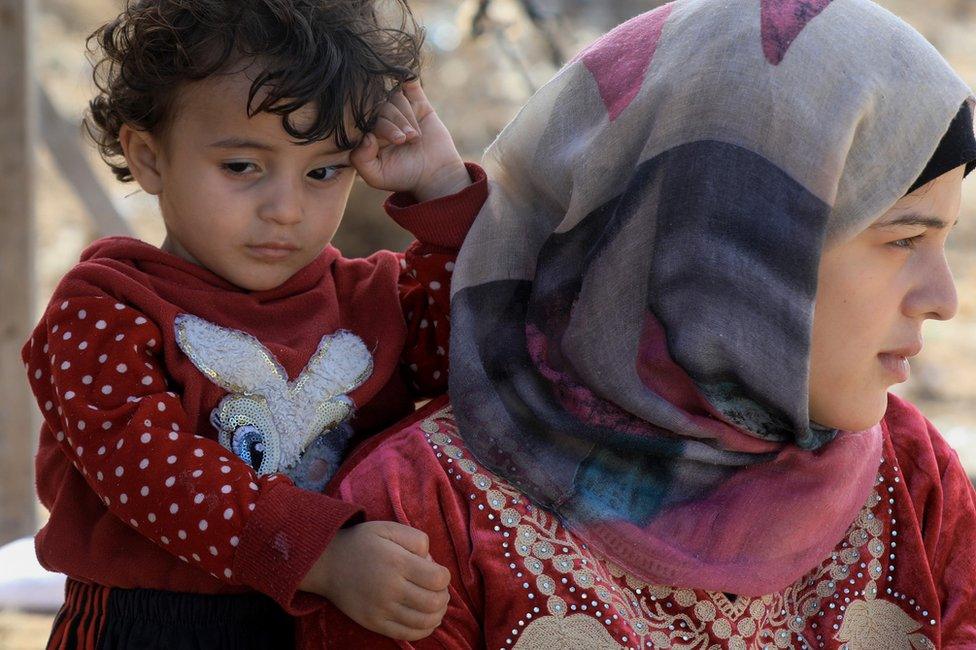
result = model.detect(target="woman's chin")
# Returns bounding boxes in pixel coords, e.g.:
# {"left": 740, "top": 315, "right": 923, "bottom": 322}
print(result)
{"left": 811, "top": 393, "right": 889, "bottom": 432}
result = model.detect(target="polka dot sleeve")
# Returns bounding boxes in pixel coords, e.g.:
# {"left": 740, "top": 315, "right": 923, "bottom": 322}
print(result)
{"left": 24, "top": 296, "right": 361, "bottom": 613}
{"left": 387, "top": 163, "right": 489, "bottom": 396}
{"left": 397, "top": 245, "right": 456, "bottom": 396}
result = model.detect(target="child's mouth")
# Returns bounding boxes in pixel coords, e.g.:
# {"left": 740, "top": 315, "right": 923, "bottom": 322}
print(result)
{"left": 246, "top": 242, "right": 299, "bottom": 260}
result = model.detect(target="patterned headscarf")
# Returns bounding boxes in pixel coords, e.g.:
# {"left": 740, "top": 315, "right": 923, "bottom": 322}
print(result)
{"left": 449, "top": 0, "right": 974, "bottom": 596}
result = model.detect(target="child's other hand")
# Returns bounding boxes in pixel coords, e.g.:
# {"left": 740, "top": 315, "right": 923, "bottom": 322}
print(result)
{"left": 350, "top": 80, "right": 471, "bottom": 202}
{"left": 300, "top": 520, "right": 452, "bottom": 641}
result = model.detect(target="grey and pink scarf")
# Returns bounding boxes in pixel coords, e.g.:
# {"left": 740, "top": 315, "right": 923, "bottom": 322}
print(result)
{"left": 449, "top": 0, "right": 974, "bottom": 595}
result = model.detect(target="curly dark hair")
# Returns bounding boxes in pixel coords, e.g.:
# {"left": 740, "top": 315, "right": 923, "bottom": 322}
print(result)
{"left": 85, "top": 0, "right": 425, "bottom": 182}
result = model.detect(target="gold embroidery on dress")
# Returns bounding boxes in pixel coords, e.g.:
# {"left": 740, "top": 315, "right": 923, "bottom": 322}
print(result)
{"left": 836, "top": 599, "right": 935, "bottom": 650}
{"left": 420, "top": 407, "right": 936, "bottom": 650}
{"left": 513, "top": 613, "right": 625, "bottom": 649}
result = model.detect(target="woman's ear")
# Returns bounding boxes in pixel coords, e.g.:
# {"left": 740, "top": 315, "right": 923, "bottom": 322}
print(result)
{"left": 118, "top": 124, "right": 163, "bottom": 195}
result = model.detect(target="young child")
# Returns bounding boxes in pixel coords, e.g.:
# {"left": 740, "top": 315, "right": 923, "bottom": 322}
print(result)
{"left": 22, "top": 0, "right": 487, "bottom": 647}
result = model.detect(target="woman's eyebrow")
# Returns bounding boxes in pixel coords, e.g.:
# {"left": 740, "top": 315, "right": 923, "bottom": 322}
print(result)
{"left": 871, "top": 213, "right": 958, "bottom": 229}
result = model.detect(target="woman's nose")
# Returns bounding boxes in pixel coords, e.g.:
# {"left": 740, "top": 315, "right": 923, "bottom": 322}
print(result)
{"left": 905, "top": 253, "right": 958, "bottom": 322}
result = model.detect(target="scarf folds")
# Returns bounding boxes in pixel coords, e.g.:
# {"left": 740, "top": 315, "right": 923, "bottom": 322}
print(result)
{"left": 449, "top": 0, "right": 974, "bottom": 596}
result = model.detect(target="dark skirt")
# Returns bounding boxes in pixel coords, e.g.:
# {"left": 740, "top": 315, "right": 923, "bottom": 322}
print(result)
{"left": 47, "top": 578, "right": 294, "bottom": 650}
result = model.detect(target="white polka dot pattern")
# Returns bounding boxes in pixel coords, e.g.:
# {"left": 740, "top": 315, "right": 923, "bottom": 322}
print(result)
{"left": 398, "top": 242, "right": 457, "bottom": 397}
{"left": 24, "top": 297, "right": 278, "bottom": 583}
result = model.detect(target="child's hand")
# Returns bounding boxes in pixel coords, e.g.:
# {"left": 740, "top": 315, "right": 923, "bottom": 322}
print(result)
{"left": 351, "top": 80, "right": 471, "bottom": 203}
{"left": 300, "top": 520, "right": 452, "bottom": 641}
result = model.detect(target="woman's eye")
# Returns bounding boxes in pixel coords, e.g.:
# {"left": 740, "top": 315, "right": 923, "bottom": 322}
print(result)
{"left": 307, "top": 166, "right": 342, "bottom": 182}
{"left": 222, "top": 162, "right": 257, "bottom": 175}
{"left": 890, "top": 235, "right": 924, "bottom": 249}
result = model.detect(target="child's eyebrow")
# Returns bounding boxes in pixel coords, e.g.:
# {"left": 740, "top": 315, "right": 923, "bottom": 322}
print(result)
{"left": 208, "top": 137, "right": 346, "bottom": 156}
{"left": 871, "top": 213, "right": 958, "bottom": 229}
{"left": 208, "top": 138, "right": 276, "bottom": 151}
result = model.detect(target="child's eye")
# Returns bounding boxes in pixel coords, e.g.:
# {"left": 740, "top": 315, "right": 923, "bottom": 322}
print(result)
{"left": 307, "top": 166, "right": 344, "bottom": 182}
{"left": 222, "top": 162, "right": 258, "bottom": 175}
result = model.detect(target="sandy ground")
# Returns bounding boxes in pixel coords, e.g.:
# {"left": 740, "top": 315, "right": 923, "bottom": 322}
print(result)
{"left": 0, "top": 612, "right": 52, "bottom": 650}
{"left": 0, "top": 612, "right": 54, "bottom": 650}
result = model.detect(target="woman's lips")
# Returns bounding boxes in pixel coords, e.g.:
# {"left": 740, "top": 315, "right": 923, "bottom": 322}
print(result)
{"left": 878, "top": 352, "right": 911, "bottom": 383}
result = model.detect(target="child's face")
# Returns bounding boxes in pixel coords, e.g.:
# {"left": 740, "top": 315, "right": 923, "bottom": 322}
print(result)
{"left": 126, "top": 72, "right": 358, "bottom": 291}
{"left": 809, "top": 165, "right": 965, "bottom": 431}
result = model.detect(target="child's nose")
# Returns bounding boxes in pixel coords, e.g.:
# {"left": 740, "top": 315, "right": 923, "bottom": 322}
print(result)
{"left": 258, "top": 180, "right": 304, "bottom": 225}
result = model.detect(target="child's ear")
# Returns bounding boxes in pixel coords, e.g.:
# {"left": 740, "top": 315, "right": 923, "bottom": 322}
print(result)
{"left": 119, "top": 125, "right": 163, "bottom": 195}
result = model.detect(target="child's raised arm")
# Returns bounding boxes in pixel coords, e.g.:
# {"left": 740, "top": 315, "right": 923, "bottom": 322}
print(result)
{"left": 351, "top": 80, "right": 489, "bottom": 397}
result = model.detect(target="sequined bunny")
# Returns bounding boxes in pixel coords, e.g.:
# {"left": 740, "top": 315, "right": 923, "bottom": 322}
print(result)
{"left": 174, "top": 314, "right": 373, "bottom": 491}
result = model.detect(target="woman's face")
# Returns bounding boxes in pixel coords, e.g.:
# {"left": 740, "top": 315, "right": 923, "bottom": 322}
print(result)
{"left": 809, "top": 165, "right": 965, "bottom": 431}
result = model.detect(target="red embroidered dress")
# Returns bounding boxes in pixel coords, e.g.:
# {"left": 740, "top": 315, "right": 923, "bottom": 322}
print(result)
{"left": 310, "top": 394, "right": 976, "bottom": 648}
{"left": 22, "top": 166, "right": 487, "bottom": 615}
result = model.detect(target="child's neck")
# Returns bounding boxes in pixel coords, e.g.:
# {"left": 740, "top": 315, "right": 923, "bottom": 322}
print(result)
{"left": 160, "top": 234, "right": 202, "bottom": 267}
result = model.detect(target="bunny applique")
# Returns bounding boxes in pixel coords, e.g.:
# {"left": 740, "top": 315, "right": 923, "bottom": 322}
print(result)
{"left": 175, "top": 314, "right": 373, "bottom": 492}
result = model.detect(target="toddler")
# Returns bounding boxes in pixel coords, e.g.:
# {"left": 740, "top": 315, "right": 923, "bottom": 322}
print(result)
{"left": 22, "top": 0, "right": 487, "bottom": 647}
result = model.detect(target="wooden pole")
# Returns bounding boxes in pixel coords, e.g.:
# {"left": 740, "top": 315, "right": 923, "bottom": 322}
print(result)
{"left": 0, "top": 0, "right": 37, "bottom": 545}
{"left": 40, "top": 88, "right": 133, "bottom": 238}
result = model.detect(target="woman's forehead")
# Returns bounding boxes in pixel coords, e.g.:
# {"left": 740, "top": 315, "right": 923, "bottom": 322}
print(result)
{"left": 872, "top": 166, "right": 965, "bottom": 229}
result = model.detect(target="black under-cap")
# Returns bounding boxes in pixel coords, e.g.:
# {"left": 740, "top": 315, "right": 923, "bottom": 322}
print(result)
{"left": 906, "top": 101, "right": 976, "bottom": 194}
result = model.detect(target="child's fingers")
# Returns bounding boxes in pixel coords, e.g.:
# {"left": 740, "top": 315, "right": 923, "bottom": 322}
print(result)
{"left": 374, "top": 103, "right": 416, "bottom": 142}
{"left": 389, "top": 91, "right": 420, "bottom": 133}
{"left": 377, "top": 521, "right": 430, "bottom": 557}
{"left": 371, "top": 116, "right": 408, "bottom": 144}
{"left": 396, "top": 579, "right": 450, "bottom": 614}
{"left": 376, "top": 618, "right": 438, "bottom": 643}
{"left": 349, "top": 133, "right": 380, "bottom": 172}
{"left": 401, "top": 79, "right": 432, "bottom": 118}
{"left": 388, "top": 604, "right": 446, "bottom": 633}
{"left": 403, "top": 555, "right": 452, "bottom": 592}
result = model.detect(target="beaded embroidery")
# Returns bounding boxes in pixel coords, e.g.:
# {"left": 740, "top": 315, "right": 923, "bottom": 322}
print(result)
{"left": 420, "top": 406, "right": 936, "bottom": 650}
{"left": 175, "top": 314, "right": 373, "bottom": 487}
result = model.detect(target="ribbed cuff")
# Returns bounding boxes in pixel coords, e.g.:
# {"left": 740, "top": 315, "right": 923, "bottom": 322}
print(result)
{"left": 234, "top": 480, "right": 363, "bottom": 616}
{"left": 385, "top": 163, "right": 488, "bottom": 249}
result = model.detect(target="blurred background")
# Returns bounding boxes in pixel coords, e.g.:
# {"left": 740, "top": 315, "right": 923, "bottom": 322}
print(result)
{"left": 1, "top": 0, "right": 975, "bottom": 646}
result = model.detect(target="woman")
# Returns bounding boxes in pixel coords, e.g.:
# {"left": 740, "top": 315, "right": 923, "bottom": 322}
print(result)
{"left": 303, "top": 0, "right": 976, "bottom": 646}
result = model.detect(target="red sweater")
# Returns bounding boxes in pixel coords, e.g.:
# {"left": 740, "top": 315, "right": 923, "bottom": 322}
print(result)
{"left": 309, "top": 394, "right": 976, "bottom": 648}
{"left": 22, "top": 165, "right": 487, "bottom": 615}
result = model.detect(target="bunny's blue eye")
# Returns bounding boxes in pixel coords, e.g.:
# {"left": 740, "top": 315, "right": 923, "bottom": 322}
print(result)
{"left": 231, "top": 425, "right": 267, "bottom": 471}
